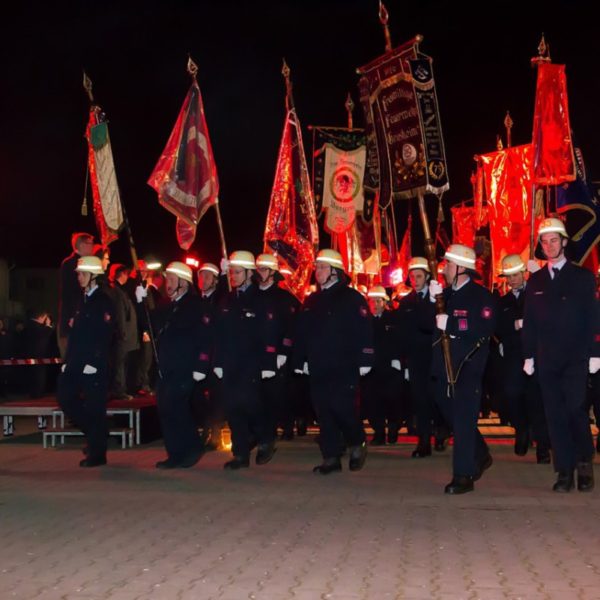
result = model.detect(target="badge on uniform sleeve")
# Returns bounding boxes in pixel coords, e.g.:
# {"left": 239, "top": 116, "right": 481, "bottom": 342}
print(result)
{"left": 458, "top": 319, "right": 468, "bottom": 331}
{"left": 202, "top": 315, "right": 210, "bottom": 325}
{"left": 359, "top": 306, "right": 368, "bottom": 318}
{"left": 104, "top": 312, "right": 112, "bottom": 323}
{"left": 481, "top": 306, "right": 492, "bottom": 319}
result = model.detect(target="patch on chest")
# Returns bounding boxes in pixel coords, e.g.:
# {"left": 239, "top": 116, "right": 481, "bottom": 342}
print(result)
{"left": 458, "top": 318, "right": 468, "bottom": 331}
{"left": 453, "top": 309, "right": 468, "bottom": 317}
{"left": 481, "top": 306, "right": 492, "bottom": 319}
{"left": 104, "top": 312, "right": 112, "bottom": 323}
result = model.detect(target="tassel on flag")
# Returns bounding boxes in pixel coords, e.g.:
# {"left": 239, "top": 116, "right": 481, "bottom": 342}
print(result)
{"left": 148, "top": 66, "right": 218, "bottom": 250}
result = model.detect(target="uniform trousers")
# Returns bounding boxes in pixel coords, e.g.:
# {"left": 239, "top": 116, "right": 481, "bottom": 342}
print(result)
{"left": 503, "top": 356, "right": 550, "bottom": 450}
{"left": 310, "top": 377, "right": 365, "bottom": 460}
{"left": 361, "top": 369, "right": 400, "bottom": 437}
{"left": 222, "top": 375, "right": 269, "bottom": 459}
{"left": 156, "top": 375, "right": 202, "bottom": 462}
{"left": 261, "top": 371, "right": 285, "bottom": 439}
{"left": 58, "top": 370, "right": 109, "bottom": 459}
{"left": 538, "top": 360, "right": 594, "bottom": 472}
{"left": 432, "top": 374, "right": 489, "bottom": 477}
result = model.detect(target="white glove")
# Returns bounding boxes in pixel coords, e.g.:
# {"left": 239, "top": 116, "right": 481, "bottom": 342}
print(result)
{"left": 498, "top": 343, "right": 504, "bottom": 357}
{"left": 61, "top": 363, "right": 66, "bottom": 373}
{"left": 220, "top": 258, "right": 229, "bottom": 274}
{"left": 404, "top": 369, "right": 410, "bottom": 381}
{"left": 514, "top": 319, "right": 523, "bottom": 331}
{"left": 523, "top": 358, "right": 535, "bottom": 376}
{"left": 435, "top": 313, "right": 448, "bottom": 331}
{"left": 213, "top": 367, "right": 223, "bottom": 379}
{"left": 527, "top": 259, "right": 541, "bottom": 274}
{"left": 589, "top": 357, "right": 600, "bottom": 374}
{"left": 359, "top": 366, "right": 372, "bottom": 376}
{"left": 192, "top": 371, "right": 206, "bottom": 382}
{"left": 277, "top": 354, "right": 287, "bottom": 369}
{"left": 294, "top": 362, "right": 309, "bottom": 375}
{"left": 261, "top": 370, "right": 276, "bottom": 379}
{"left": 391, "top": 359, "right": 401, "bottom": 371}
{"left": 135, "top": 285, "right": 148, "bottom": 303}
{"left": 83, "top": 364, "right": 97, "bottom": 375}
{"left": 428, "top": 280, "right": 443, "bottom": 302}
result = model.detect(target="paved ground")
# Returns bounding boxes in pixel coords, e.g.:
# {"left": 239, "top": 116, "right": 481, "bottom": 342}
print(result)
{"left": 2, "top": 423, "right": 600, "bottom": 600}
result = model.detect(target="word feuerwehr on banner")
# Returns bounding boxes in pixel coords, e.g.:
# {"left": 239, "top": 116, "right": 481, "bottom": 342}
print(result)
{"left": 357, "top": 37, "right": 449, "bottom": 222}
{"left": 312, "top": 127, "right": 366, "bottom": 235}
{"left": 148, "top": 69, "right": 218, "bottom": 251}
{"left": 86, "top": 108, "right": 124, "bottom": 247}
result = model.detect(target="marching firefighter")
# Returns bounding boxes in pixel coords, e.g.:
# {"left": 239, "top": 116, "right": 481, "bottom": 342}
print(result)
{"left": 362, "top": 285, "right": 402, "bottom": 445}
{"left": 396, "top": 257, "right": 443, "bottom": 457}
{"left": 57, "top": 256, "right": 114, "bottom": 467}
{"left": 430, "top": 244, "right": 496, "bottom": 494}
{"left": 293, "top": 249, "right": 374, "bottom": 474}
{"left": 137, "top": 261, "right": 211, "bottom": 469}
{"left": 213, "top": 251, "right": 280, "bottom": 470}
{"left": 495, "top": 254, "right": 550, "bottom": 463}
{"left": 522, "top": 218, "right": 600, "bottom": 492}
{"left": 254, "top": 253, "right": 301, "bottom": 439}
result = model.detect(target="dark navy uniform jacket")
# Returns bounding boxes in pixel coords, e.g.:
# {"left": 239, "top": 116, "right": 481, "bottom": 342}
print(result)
{"left": 397, "top": 289, "right": 436, "bottom": 369}
{"left": 370, "top": 310, "right": 400, "bottom": 371}
{"left": 65, "top": 286, "right": 115, "bottom": 373}
{"left": 431, "top": 279, "right": 497, "bottom": 381}
{"left": 293, "top": 281, "right": 374, "bottom": 381}
{"left": 58, "top": 252, "right": 82, "bottom": 333}
{"left": 496, "top": 287, "right": 526, "bottom": 358}
{"left": 522, "top": 262, "right": 600, "bottom": 367}
{"left": 258, "top": 284, "right": 301, "bottom": 359}
{"left": 213, "top": 283, "right": 279, "bottom": 378}
{"left": 154, "top": 291, "right": 211, "bottom": 379}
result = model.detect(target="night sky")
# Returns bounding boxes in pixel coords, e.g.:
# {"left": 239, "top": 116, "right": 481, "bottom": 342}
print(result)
{"left": 1, "top": 1, "right": 598, "bottom": 268}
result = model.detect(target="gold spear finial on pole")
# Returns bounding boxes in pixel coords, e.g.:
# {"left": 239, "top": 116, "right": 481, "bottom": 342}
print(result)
{"left": 531, "top": 33, "right": 551, "bottom": 67}
{"left": 187, "top": 56, "right": 199, "bottom": 80}
{"left": 83, "top": 71, "right": 94, "bottom": 103}
{"left": 504, "top": 111, "right": 513, "bottom": 148}
{"left": 378, "top": 1, "right": 392, "bottom": 52}
{"left": 345, "top": 93, "right": 355, "bottom": 130}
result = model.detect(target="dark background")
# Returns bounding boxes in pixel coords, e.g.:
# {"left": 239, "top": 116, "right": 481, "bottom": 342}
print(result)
{"left": 1, "top": 0, "right": 598, "bottom": 268}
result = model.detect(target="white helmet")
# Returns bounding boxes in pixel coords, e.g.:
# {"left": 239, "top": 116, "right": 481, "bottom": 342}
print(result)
{"left": 500, "top": 254, "right": 526, "bottom": 276}
{"left": 256, "top": 253, "right": 279, "bottom": 271}
{"left": 165, "top": 261, "right": 194, "bottom": 284}
{"left": 76, "top": 256, "right": 105, "bottom": 274}
{"left": 229, "top": 250, "right": 256, "bottom": 269}
{"left": 198, "top": 262, "right": 219, "bottom": 277}
{"left": 538, "top": 217, "right": 568, "bottom": 240}
{"left": 444, "top": 244, "right": 477, "bottom": 270}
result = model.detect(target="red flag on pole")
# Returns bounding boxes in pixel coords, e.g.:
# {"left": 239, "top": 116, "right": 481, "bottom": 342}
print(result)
{"left": 264, "top": 108, "right": 319, "bottom": 300}
{"left": 531, "top": 62, "right": 576, "bottom": 186}
{"left": 148, "top": 80, "right": 218, "bottom": 250}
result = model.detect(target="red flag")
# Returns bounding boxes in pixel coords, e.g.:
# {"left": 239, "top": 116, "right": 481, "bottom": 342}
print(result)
{"left": 532, "top": 62, "right": 576, "bottom": 185}
{"left": 264, "top": 109, "right": 319, "bottom": 300}
{"left": 148, "top": 80, "right": 218, "bottom": 250}
{"left": 478, "top": 144, "right": 543, "bottom": 284}
{"left": 451, "top": 205, "right": 488, "bottom": 248}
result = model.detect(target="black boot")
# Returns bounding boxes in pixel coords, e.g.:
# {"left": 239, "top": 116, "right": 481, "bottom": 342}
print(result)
{"left": 224, "top": 456, "right": 250, "bottom": 470}
{"left": 444, "top": 475, "right": 474, "bottom": 494}
{"left": 434, "top": 434, "right": 448, "bottom": 452}
{"left": 256, "top": 442, "right": 277, "bottom": 465}
{"left": 577, "top": 462, "right": 594, "bottom": 492}
{"left": 369, "top": 433, "right": 386, "bottom": 446}
{"left": 349, "top": 442, "right": 368, "bottom": 471}
{"left": 296, "top": 418, "right": 308, "bottom": 437}
{"left": 514, "top": 429, "right": 530, "bottom": 456}
{"left": 552, "top": 470, "right": 575, "bottom": 492}
{"left": 411, "top": 439, "right": 432, "bottom": 458}
{"left": 474, "top": 453, "right": 493, "bottom": 481}
{"left": 313, "top": 457, "right": 342, "bottom": 475}
{"left": 387, "top": 427, "right": 399, "bottom": 445}
{"left": 536, "top": 446, "right": 551, "bottom": 464}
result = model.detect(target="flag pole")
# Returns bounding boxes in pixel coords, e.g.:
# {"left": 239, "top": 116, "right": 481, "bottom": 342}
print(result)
{"left": 187, "top": 56, "right": 230, "bottom": 289}
{"left": 82, "top": 71, "right": 162, "bottom": 377}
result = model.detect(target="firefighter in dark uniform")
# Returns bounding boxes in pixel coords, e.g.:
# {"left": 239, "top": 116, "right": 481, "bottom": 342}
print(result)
{"left": 523, "top": 218, "right": 599, "bottom": 492}
{"left": 255, "top": 253, "right": 301, "bottom": 439}
{"left": 429, "top": 244, "right": 496, "bottom": 494}
{"left": 193, "top": 262, "right": 227, "bottom": 451}
{"left": 213, "top": 251, "right": 280, "bottom": 470}
{"left": 496, "top": 254, "right": 550, "bottom": 463}
{"left": 362, "top": 285, "right": 402, "bottom": 445}
{"left": 293, "top": 249, "right": 374, "bottom": 474}
{"left": 397, "top": 257, "right": 443, "bottom": 457}
{"left": 140, "top": 261, "right": 211, "bottom": 469}
{"left": 57, "top": 256, "right": 114, "bottom": 467}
